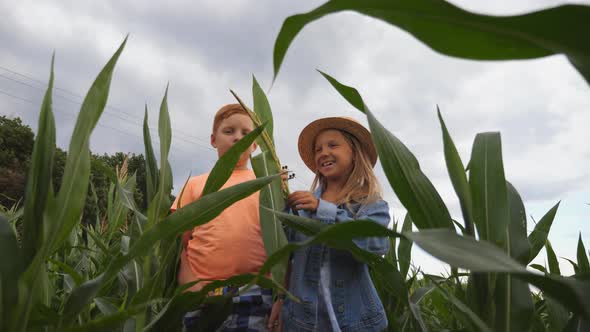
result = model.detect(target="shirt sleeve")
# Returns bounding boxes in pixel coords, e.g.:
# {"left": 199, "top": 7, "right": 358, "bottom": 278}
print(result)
{"left": 314, "top": 198, "right": 391, "bottom": 256}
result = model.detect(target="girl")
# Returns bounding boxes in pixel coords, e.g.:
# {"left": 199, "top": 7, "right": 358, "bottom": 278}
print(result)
{"left": 269, "top": 117, "right": 391, "bottom": 332}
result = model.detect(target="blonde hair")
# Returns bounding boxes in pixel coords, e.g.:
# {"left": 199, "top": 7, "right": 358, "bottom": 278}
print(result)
{"left": 310, "top": 129, "right": 382, "bottom": 206}
{"left": 212, "top": 104, "right": 249, "bottom": 134}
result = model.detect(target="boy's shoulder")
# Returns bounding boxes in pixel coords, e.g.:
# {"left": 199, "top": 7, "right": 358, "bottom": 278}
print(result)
{"left": 183, "top": 169, "right": 255, "bottom": 196}
{"left": 188, "top": 172, "right": 210, "bottom": 184}
{"left": 180, "top": 172, "right": 210, "bottom": 195}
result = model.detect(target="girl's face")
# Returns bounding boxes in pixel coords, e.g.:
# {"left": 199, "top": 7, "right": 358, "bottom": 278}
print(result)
{"left": 314, "top": 129, "right": 354, "bottom": 183}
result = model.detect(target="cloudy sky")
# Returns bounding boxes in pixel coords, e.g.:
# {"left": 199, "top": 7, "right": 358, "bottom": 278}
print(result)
{"left": 1, "top": 0, "right": 589, "bottom": 275}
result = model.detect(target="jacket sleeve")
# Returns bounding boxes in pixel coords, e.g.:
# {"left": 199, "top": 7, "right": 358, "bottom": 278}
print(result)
{"left": 314, "top": 199, "right": 391, "bottom": 256}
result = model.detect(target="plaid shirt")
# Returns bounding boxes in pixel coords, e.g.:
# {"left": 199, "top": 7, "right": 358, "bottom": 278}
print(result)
{"left": 183, "top": 285, "right": 272, "bottom": 332}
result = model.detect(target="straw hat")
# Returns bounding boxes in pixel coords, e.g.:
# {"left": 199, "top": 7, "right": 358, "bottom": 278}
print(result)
{"left": 298, "top": 117, "right": 378, "bottom": 171}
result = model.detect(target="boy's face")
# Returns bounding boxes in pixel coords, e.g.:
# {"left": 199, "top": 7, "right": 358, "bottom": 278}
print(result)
{"left": 210, "top": 113, "right": 257, "bottom": 168}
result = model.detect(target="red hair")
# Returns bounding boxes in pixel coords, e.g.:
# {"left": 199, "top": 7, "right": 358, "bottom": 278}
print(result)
{"left": 212, "top": 104, "right": 249, "bottom": 133}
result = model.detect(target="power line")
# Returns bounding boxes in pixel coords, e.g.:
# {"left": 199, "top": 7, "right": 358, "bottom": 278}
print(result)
{"left": 0, "top": 71, "right": 210, "bottom": 146}
{"left": 0, "top": 64, "right": 81, "bottom": 99}
{"left": 0, "top": 88, "right": 210, "bottom": 155}
{"left": 0, "top": 65, "right": 314, "bottom": 186}
{"left": 0, "top": 65, "right": 210, "bottom": 144}
{"left": 0, "top": 74, "right": 215, "bottom": 152}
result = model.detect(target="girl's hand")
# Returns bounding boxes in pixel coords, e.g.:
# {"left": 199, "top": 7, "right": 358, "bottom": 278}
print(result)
{"left": 267, "top": 300, "right": 283, "bottom": 331}
{"left": 288, "top": 191, "right": 319, "bottom": 212}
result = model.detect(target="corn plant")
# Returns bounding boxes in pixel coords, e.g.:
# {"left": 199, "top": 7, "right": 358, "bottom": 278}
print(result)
{"left": 271, "top": 0, "right": 590, "bottom": 85}
{"left": 3, "top": 1, "right": 589, "bottom": 330}
{"left": 0, "top": 37, "right": 292, "bottom": 331}
{"left": 229, "top": 78, "right": 290, "bottom": 288}
{"left": 265, "top": 2, "right": 590, "bottom": 331}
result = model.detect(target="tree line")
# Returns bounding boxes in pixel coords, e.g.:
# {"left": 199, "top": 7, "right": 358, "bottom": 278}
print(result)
{"left": 0, "top": 115, "right": 149, "bottom": 224}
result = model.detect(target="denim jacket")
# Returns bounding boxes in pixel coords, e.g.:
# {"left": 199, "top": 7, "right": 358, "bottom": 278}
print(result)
{"left": 282, "top": 189, "right": 391, "bottom": 332}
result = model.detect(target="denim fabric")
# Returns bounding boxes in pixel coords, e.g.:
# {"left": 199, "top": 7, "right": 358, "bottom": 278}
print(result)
{"left": 282, "top": 189, "right": 391, "bottom": 332}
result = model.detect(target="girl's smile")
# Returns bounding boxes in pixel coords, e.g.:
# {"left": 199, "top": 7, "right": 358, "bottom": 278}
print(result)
{"left": 314, "top": 129, "right": 354, "bottom": 183}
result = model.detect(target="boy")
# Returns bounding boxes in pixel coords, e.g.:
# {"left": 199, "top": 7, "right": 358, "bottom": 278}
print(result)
{"left": 171, "top": 104, "right": 271, "bottom": 331}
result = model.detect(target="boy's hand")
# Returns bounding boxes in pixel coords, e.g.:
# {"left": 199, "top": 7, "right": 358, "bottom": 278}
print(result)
{"left": 288, "top": 191, "right": 319, "bottom": 212}
{"left": 267, "top": 300, "right": 283, "bottom": 331}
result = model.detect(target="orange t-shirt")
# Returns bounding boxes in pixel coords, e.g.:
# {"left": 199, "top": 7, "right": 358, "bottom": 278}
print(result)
{"left": 170, "top": 169, "right": 267, "bottom": 291}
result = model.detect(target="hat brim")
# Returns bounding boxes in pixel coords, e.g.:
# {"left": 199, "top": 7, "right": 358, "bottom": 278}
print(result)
{"left": 297, "top": 117, "right": 378, "bottom": 172}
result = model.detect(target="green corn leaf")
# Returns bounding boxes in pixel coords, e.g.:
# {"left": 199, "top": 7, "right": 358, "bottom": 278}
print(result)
{"left": 452, "top": 219, "right": 467, "bottom": 235}
{"left": 398, "top": 213, "right": 413, "bottom": 279}
{"left": 14, "top": 38, "right": 126, "bottom": 332}
{"left": 105, "top": 177, "right": 135, "bottom": 245}
{"left": 429, "top": 277, "right": 493, "bottom": 332}
{"left": 93, "top": 297, "right": 118, "bottom": 316}
{"left": 50, "top": 38, "right": 127, "bottom": 248}
{"left": 50, "top": 37, "right": 126, "bottom": 251}
{"left": 252, "top": 151, "right": 288, "bottom": 284}
{"left": 562, "top": 257, "right": 579, "bottom": 275}
{"left": 62, "top": 273, "right": 107, "bottom": 322}
{"left": 529, "top": 264, "right": 546, "bottom": 274}
{"left": 469, "top": 132, "right": 509, "bottom": 247}
{"left": 506, "top": 182, "right": 531, "bottom": 265}
{"left": 62, "top": 174, "right": 278, "bottom": 322}
{"left": 145, "top": 237, "right": 180, "bottom": 302}
{"left": 64, "top": 301, "right": 154, "bottom": 332}
{"left": 565, "top": 315, "right": 590, "bottom": 332}
{"left": 494, "top": 275, "right": 533, "bottom": 332}
{"left": 387, "top": 223, "right": 398, "bottom": 266}
{"left": 408, "top": 285, "right": 434, "bottom": 332}
{"left": 158, "top": 86, "right": 171, "bottom": 183}
{"left": 272, "top": 0, "right": 590, "bottom": 85}
{"left": 261, "top": 211, "right": 408, "bottom": 301}
{"left": 528, "top": 202, "right": 560, "bottom": 263}
{"left": 85, "top": 227, "right": 110, "bottom": 257}
{"left": 405, "top": 229, "right": 590, "bottom": 321}
{"left": 252, "top": 76, "right": 274, "bottom": 143}
{"left": 437, "top": 107, "right": 475, "bottom": 236}
{"left": 546, "top": 296, "right": 570, "bottom": 332}
{"left": 21, "top": 54, "right": 56, "bottom": 266}
{"left": 318, "top": 71, "right": 454, "bottom": 230}
{"left": 317, "top": 70, "right": 365, "bottom": 112}
{"left": 493, "top": 181, "right": 533, "bottom": 332}
{"left": 48, "top": 259, "right": 84, "bottom": 287}
{"left": 175, "top": 172, "right": 192, "bottom": 211}
{"left": 408, "top": 285, "right": 435, "bottom": 306}
{"left": 1, "top": 215, "right": 24, "bottom": 330}
{"left": 230, "top": 89, "right": 283, "bottom": 184}
{"left": 143, "top": 105, "right": 159, "bottom": 203}
{"left": 530, "top": 310, "right": 546, "bottom": 332}
{"left": 407, "top": 230, "right": 523, "bottom": 270}
{"left": 546, "top": 239, "right": 561, "bottom": 276}
{"left": 577, "top": 233, "right": 590, "bottom": 274}
{"left": 146, "top": 273, "right": 290, "bottom": 331}
{"left": 201, "top": 122, "right": 266, "bottom": 196}
{"left": 5, "top": 55, "right": 55, "bottom": 332}
{"left": 117, "top": 174, "right": 138, "bottom": 214}
{"left": 147, "top": 87, "right": 173, "bottom": 228}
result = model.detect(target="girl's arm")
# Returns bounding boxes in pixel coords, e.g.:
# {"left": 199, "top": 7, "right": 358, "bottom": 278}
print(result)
{"left": 315, "top": 199, "right": 391, "bottom": 256}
